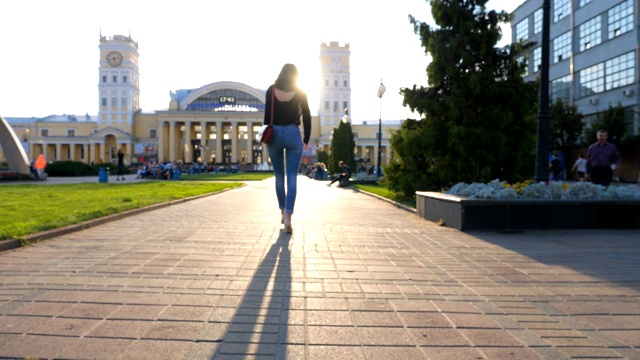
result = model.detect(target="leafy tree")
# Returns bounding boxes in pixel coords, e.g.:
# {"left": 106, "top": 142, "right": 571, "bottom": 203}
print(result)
{"left": 550, "top": 98, "right": 584, "bottom": 150}
{"left": 386, "top": 0, "right": 537, "bottom": 196}
{"left": 328, "top": 121, "right": 356, "bottom": 174}
{"left": 582, "top": 103, "right": 629, "bottom": 147}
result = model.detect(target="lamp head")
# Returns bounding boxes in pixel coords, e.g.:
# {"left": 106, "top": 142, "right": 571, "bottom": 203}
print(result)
{"left": 377, "top": 81, "right": 386, "bottom": 98}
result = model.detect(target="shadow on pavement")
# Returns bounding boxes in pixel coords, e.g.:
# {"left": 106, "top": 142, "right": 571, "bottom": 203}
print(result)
{"left": 469, "top": 230, "right": 640, "bottom": 290}
{"left": 211, "top": 230, "right": 291, "bottom": 358}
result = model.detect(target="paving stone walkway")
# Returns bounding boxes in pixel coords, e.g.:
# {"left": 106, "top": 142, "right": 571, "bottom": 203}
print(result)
{"left": 0, "top": 176, "right": 639, "bottom": 359}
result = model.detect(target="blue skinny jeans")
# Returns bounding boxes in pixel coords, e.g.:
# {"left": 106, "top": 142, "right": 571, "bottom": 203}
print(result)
{"left": 267, "top": 124, "right": 303, "bottom": 215}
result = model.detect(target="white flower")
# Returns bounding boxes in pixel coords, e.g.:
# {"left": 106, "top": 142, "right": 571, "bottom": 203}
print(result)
{"left": 446, "top": 180, "right": 640, "bottom": 200}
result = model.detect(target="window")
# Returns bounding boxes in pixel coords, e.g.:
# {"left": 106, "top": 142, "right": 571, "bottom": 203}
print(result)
{"left": 122, "top": 98, "right": 127, "bottom": 107}
{"left": 324, "top": 101, "right": 330, "bottom": 110}
{"left": 533, "top": 47, "right": 541, "bottom": 72}
{"left": 101, "top": 98, "right": 107, "bottom": 106}
{"left": 553, "top": 31, "right": 572, "bottom": 63}
{"left": 579, "top": 63, "right": 605, "bottom": 97}
{"left": 343, "top": 101, "right": 348, "bottom": 114}
{"left": 324, "top": 79, "right": 329, "bottom": 87}
{"left": 102, "top": 75, "right": 107, "bottom": 83}
{"left": 551, "top": 74, "right": 572, "bottom": 102}
{"left": 533, "top": 8, "right": 543, "bottom": 34}
{"left": 579, "top": 16, "right": 602, "bottom": 51}
{"left": 608, "top": 0, "right": 633, "bottom": 39}
{"left": 67, "top": 129, "right": 75, "bottom": 137}
{"left": 40, "top": 129, "right": 49, "bottom": 137}
{"left": 111, "top": 97, "right": 117, "bottom": 107}
{"left": 333, "top": 101, "right": 338, "bottom": 112}
{"left": 554, "top": 0, "right": 571, "bottom": 22}
{"left": 112, "top": 75, "right": 117, "bottom": 83}
{"left": 149, "top": 129, "right": 157, "bottom": 138}
{"left": 516, "top": 19, "right": 528, "bottom": 42}
{"left": 334, "top": 80, "right": 338, "bottom": 87}
{"left": 580, "top": 0, "right": 594, "bottom": 6}
{"left": 80, "top": 147, "right": 84, "bottom": 160}
{"left": 123, "top": 75, "right": 128, "bottom": 83}
{"left": 343, "top": 80, "right": 348, "bottom": 87}
{"left": 605, "top": 51, "right": 635, "bottom": 90}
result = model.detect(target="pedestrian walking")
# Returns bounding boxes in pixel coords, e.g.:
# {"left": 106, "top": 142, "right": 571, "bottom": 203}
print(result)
{"left": 264, "top": 63, "right": 311, "bottom": 234}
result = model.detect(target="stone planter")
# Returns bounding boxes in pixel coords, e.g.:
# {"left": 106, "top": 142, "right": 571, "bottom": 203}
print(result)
{"left": 416, "top": 191, "right": 640, "bottom": 231}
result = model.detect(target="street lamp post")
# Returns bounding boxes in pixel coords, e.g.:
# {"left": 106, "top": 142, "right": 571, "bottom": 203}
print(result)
{"left": 534, "top": 0, "right": 551, "bottom": 183}
{"left": 377, "top": 80, "right": 386, "bottom": 177}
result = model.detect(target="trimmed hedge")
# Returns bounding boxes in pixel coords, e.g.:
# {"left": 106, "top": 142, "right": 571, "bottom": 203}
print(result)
{"left": 45, "top": 161, "right": 97, "bottom": 177}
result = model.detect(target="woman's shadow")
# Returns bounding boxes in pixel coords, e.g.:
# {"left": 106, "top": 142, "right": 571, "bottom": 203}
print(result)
{"left": 210, "top": 231, "right": 292, "bottom": 358}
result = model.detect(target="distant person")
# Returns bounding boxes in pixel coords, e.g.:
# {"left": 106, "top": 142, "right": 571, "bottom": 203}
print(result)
{"left": 571, "top": 154, "right": 587, "bottom": 182}
{"left": 35, "top": 154, "right": 46, "bottom": 180}
{"left": 586, "top": 130, "right": 621, "bottom": 186}
{"left": 327, "top": 160, "right": 351, "bottom": 188}
{"left": 264, "top": 63, "right": 311, "bottom": 234}
{"left": 116, "top": 149, "right": 125, "bottom": 181}
{"left": 549, "top": 154, "right": 563, "bottom": 181}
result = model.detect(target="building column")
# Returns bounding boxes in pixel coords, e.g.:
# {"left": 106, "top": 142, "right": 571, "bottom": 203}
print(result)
{"left": 55, "top": 143, "right": 62, "bottom": 161}
{"left": 69, "top": 143, "right": 76, "bottom": 161}
{"left": 169, "top": 121, "right": 176, "bottom": 162}
{"left": 262, "top": 144, "right": 269, "bottom": 165}
{"left": 90, "top": 143, "right": 96, "bottom": 164}
{"left": 216, "top": 121, "right": 223, "bottom": 164}
{"left": 372, "top": 145, "right": 379, "bottom": 167}
{"left": 127, "top": 141, "right": 133, "bottom": 165}
{"left": 200, "top": 121, "right": 208, "bottom": 163}
{"left": 184, "top": 121, "right": 192, "bottom": 163}
{"left": 246, "top": 122, "right": 254, "bottom": 164}
{"left": 28, "top": 143, "right": 34, "bottom": 161}
{"left": 157, "top": 121, "right": 165, "bottom": 163}
{"left": 231, "top": 122, "right": 238, "bottom": 163}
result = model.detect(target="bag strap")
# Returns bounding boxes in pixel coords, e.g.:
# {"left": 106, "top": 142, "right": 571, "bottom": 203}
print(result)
{"left": 270, "top": 85, "right": 275, "bottom": 126}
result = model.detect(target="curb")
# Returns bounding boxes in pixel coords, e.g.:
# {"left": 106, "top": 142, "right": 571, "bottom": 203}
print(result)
{"left": 351, "top": 187, "right": 417, "bottom": 214}
{"left": 0, "top": 185, "right": 241, "bottom": 252}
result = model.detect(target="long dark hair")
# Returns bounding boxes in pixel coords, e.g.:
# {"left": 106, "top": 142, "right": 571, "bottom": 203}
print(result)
{"left": 274, "top": 63, "right": 298, "bottom": 91}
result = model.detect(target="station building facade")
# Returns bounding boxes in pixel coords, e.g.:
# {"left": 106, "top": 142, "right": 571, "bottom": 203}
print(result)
{"left": 2, "top": 36, "right": 396, "bottom": 169}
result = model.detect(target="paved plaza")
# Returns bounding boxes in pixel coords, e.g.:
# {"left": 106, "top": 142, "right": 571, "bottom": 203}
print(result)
{"left": 0, "top": 176, "right": 639, "bottom": 359}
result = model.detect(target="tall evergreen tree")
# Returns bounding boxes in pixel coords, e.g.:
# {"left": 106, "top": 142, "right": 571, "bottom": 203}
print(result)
{"left": 386, "top": 0, "right": 537, "bottom": 196}
{"left": 328, "top": 121, "right": 356, "bottom": 174}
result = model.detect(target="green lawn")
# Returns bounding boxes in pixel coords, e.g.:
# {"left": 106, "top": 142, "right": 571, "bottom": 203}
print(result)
{"left": 179, "top": 172, "right": 273, "bottom": 181}
{"left": 0, "top": 182, "right": 242, "bottom": 240}
{"left": 352, "top": 184, "right": 416, "bottom": 209}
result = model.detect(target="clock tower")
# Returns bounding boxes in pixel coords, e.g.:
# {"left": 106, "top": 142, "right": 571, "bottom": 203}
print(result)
{"left": 98, "top": 34, "right": 140, "bottom": 127}
{"left": 319, "top": 42, "right": 351, "bottom": 132}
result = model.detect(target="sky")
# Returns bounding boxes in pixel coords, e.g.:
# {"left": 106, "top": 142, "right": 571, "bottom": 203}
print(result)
{"left": 0, "top": 0, "right": 521, "bottom": 123}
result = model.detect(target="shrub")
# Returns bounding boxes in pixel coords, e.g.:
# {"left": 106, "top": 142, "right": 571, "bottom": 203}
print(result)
{"left": 45, "top": 161, "right": 98, "bottom": 177}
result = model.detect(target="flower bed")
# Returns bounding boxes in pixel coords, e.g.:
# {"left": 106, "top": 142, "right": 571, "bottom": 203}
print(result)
{"left": 416, "top": 181, "right": 640, "bottom": 231}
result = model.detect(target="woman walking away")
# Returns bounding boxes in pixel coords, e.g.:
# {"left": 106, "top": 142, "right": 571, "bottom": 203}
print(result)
{"left": 264, "top": 63, "right": 311, "bottom": 234}
{"left": 116, "top": 149, "right": 125, "bottom": 181}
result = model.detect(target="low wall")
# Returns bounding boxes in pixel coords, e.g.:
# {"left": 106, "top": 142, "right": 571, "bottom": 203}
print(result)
{"left": 416, "top": 191, "right": 640, "bottom": 231}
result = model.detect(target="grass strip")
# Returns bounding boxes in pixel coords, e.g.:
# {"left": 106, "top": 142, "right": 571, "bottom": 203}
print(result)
{"left": 352, "top": 184, "right": 416, "bottom": 209}
{"left": 179, "top": 173, "right": 273, "bottom": 181}
{"left": 0, "top": 181, "right": 241, "bottom": 240}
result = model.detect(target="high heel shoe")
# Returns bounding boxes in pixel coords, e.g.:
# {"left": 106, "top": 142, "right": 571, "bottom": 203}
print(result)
{"left": 283, "top": 214, "right": 292, "bottom": 234}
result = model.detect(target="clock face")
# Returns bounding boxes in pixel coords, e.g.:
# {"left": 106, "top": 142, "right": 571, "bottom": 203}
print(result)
{"left": 106, "top": 51, "right": 123, "bottom": 67}
{"left": 331, "top": 58, "right": 341, "bottom": 71}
